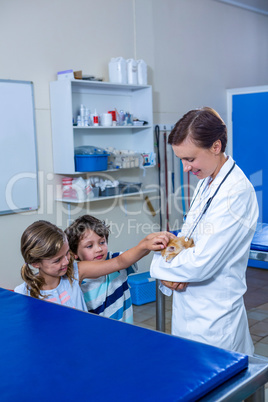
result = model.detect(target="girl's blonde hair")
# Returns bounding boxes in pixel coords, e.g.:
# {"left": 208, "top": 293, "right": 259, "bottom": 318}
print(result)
{"left": 21, "top": 220, "right": 74, "bottom": 299}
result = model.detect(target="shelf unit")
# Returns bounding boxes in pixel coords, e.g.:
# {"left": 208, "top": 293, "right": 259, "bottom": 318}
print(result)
{"left": 49, "top": 79, "right": 154, "bottom": 175}
{"left": 72, "top": 125, "right": 152, "bottom": 130}
{"left": 56, "top": 189, "right": 156, "bottom": 203}
{"left": 56, "top": 164, "right": 153, "bottom": 176}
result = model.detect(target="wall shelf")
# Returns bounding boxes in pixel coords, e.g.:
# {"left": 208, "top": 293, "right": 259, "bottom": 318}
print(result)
{"left": 50, "top": 79, "right": 153, "bottom": 175}
{"left": 50, "top": 80, "right": 154, "bottom": 209}
{"left": 57, "top": 164, "right": 154, "bottom": 176}
{"left": 73, "top": 125, "right": 151, "bottom": 130}
{"left": 56, "top": 189, "right": 156, "bottom": 204}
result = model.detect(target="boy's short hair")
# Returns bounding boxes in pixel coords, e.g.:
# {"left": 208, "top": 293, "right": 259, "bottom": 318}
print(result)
{"left": 65, "top": 215, "right": 110, "bottom": 254}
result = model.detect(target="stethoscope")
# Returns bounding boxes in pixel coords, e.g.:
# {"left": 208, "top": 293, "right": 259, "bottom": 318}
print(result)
{"left": 184, "top": 161, "right": 236, "bottom": 241}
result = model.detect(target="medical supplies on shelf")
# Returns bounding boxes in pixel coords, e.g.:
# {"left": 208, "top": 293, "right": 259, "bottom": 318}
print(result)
{"left": 74, "top": 106, "right": 143, "bottom": 128}
{"left": 106, "top": 148, "right": 155, "bottom": 169}
{"left": 74, "top": 146, "right": 155, "bottom": 172}
{"left": 141, "top": 152, "right": 155, "bottom": 167}
{"left": 106, "top": 148, "right": 140, "bottom": 169}
{"left": 90, "top": 178, "right": 142, "bottom": 197}
{"left": 62, "top": 177, "right": 98, "bottom": 201}
{"left": 61, "top": 175, "right": 143, "bottom": 202}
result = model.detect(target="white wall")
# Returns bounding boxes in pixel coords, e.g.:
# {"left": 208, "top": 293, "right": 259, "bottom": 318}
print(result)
{"left": 0, "top": 0, "right": 267, "bottom": 289}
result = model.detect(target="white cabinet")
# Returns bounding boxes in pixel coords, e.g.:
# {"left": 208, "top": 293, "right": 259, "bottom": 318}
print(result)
{"left": 49, "top": 80, "right": 154, "bottom": 174}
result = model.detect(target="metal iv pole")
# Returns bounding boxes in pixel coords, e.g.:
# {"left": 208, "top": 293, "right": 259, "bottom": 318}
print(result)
{"left": 155, "top": 125, "right": 167, "bottom": 332}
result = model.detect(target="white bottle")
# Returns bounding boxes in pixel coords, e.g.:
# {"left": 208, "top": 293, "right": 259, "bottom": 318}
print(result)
{"left": 93, "top": 109, "right": 99, "bottom": 126}
{"left": 108, "top": 57, "right": 127, "bottom": 84}
{"left": 137, "top": 60, "right": 147, "bottom": 85}
{"left": 126, "top": 59, "right": 138, "bottom": 85}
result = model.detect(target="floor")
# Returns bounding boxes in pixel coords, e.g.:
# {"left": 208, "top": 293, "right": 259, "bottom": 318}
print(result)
{"left": 132, "top": 266, "right": 268, "bottom": 399}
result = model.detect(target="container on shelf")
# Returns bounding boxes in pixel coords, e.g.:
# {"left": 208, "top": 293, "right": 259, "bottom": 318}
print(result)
{"left": 108, "top": 150, "right": 140, "bottom": 169}
{"left": 90, "top": 187, "right": 100, "bottom": 198}
{"left": 99, "top": 186, "right": 120, "bottom": 197}
{"left": 74, "top": 154, "right": 108, "bottom": 172}
{"left": 108, "top": 57, "right": 127, "bottom": 84}
{"left": 119, "top": 181, "right": 142, "bottom": 194}
{"left": 62, "top": 177, "right": 73, "bottom": 187}
{"left": 93, "top": 109, "right": 99, "bottom": 126}
{"left": 126, "top": 59, "right": 138, "bottom": 85}
{"left": 74, "top": 146, "right": 109, "bottom": 172}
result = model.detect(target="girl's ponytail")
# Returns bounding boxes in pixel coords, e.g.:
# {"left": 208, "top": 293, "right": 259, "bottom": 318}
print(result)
{"left": 21, "top": 263, "right": 45, "bottom": 299}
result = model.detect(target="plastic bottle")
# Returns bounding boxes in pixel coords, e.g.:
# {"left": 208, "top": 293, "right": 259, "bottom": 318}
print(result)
{"left": 85, "top": 108, "right": 90, "bottom": 126}
{"left": 108, "top": 57, "right": 127, "bottom": 84}
{"left": 126, "top": 59, "right": 138, "bottom": 85}
{"left": 119, "top": 110, "right": 125, "bottom": 126}
{"left": 77, "top": 115, "right": 82, "bottom": 126}
{"left": 93, "top": 109, "right": 99, "bottom": 126}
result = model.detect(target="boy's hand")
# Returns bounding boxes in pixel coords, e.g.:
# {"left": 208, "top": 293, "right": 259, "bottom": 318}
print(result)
{"left": 139, "top": 231, "right": 175, "bottom": 252}
{"left": 144, "top": 231, "right": 176, "bottom": 241}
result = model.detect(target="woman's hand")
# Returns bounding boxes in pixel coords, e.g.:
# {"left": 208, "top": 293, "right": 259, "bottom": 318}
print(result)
{"left": 161, "top": 280, "right": 188, "bottom": 291}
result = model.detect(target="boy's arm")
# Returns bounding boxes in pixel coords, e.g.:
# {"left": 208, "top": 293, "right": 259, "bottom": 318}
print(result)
{"left": 78, "top": 231, "right": 173, "bottom": 281}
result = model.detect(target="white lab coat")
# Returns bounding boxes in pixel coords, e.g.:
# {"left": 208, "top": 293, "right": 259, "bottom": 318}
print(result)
{"left": 150, "top": 156, "right": 258, "bottom": 355}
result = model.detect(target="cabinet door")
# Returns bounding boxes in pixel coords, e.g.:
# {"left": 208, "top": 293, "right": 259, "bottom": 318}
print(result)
{"left": 232, "top": 91, "right": 268, "bottom": 269}
{"left": 50, "top": 80, "right": 75, "bottom": 173}
{"left": 232, "top": 92, "right": 268, "bottom": 223}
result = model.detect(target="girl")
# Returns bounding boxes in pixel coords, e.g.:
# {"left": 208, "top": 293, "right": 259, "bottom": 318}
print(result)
{"left": 15, "top": 220, "right": 172, "bottom": 311}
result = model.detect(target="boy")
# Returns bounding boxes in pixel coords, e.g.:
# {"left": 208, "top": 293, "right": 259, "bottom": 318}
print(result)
{"left": 65, "top": 215, "right": 136, "bottom": 323}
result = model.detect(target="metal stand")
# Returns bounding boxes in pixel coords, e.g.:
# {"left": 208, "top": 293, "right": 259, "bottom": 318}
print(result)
{"left": 245, "top": 386, "right": 265, "bottom": 402}
{"left": 156, "top": 279, "right": 165, "bottom": 331}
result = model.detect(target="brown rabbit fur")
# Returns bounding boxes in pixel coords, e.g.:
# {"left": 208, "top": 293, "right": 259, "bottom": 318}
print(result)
{"left": 161, "top": 236, "right": 194, "bottom": 262}
{"left": 160, "top": 236, "right": 194, "bottom": 288}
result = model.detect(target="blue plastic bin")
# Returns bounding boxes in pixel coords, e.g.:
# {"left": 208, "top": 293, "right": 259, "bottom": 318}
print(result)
{"left": 75, "top": 154, "right": 108, "bottom": 172}
{"left": 128, "top": 271, "right": 156, "bottom": 305}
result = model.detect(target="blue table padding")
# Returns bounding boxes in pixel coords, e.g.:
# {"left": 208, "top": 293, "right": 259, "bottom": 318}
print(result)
{"left": 250, "top": 223, "right": 268, "bottom": 252}
{"left": 0, "top": 288, "right": 248, "bottom": 401}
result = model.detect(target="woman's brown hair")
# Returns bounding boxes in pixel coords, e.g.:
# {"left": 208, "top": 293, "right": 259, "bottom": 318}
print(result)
{"left": 168, "top": 107, "right": 227, "bottom": 152}
{"left": 20, "top": 220, "right": 74, "bottom": 299}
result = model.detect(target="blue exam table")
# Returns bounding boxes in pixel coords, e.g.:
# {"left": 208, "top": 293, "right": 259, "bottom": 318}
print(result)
{"left": 249, "top": 223, "right": 268, "bottom": 267}
{"left": 0, "top": 288, "right": 268, "bottom": 401}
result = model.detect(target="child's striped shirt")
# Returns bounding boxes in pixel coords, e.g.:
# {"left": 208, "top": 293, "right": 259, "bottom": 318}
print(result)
{"left": 80, "top": 252, "right": 136, "bottom": 323}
